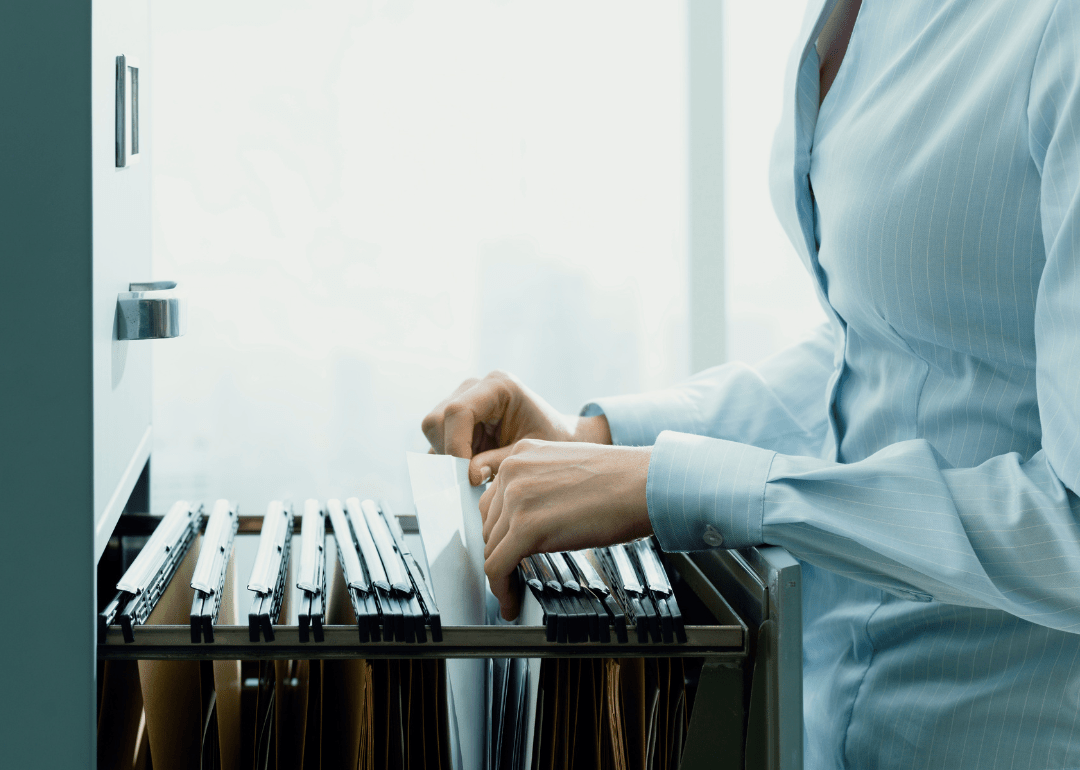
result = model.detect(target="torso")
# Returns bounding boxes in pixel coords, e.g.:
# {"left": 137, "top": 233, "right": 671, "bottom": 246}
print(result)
{"left": 781, "top": 1, "right": 1080, "bottom": 766}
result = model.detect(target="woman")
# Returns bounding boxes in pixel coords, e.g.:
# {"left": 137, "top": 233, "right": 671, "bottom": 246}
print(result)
{"left": 423, "top": 0, "right": 1080, "bottom": 766}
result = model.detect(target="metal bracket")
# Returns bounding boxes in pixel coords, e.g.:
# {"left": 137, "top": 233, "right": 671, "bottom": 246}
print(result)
{"left": 296, "top": 499, "right": 327, "bottom": 642}
{"left": 116, "top": 281, "right": 186, "bottom": 340}
{"left": 190, "top": 499, "right": 239, "bottom": 643}
{"left": 246, "top": 501, "right": 294, "bottom": 642}
{"left": 99, "top": 500, "right": 203, "bottom": 643}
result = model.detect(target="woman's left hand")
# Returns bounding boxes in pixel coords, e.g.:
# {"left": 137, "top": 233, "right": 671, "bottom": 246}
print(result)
{"left": 479, "top": 439, "right": 653, "bottom": 620}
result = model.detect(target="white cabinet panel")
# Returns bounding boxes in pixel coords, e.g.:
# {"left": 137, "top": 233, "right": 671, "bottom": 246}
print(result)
{"left": 93, "top": 0, "right": 153, "bottom": 560}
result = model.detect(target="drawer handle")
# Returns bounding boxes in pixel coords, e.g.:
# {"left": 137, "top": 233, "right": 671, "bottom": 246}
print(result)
{"left": 116, "top": 281, "right": 186, "bottom": 340}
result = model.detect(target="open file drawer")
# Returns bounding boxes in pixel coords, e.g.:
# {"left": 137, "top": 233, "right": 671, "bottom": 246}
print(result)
{"left": 96, "top": 510, "right": 802, "bottom": 770}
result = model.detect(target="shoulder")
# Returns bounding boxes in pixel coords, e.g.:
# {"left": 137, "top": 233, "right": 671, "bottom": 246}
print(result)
{"left": 1028, "top": 0, "right": 1080, "bottom": 165}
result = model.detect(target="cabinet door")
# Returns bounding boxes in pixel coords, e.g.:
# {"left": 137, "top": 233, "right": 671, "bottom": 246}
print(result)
{"left": 92, "top": 0, "right": 153, "bottom": 560}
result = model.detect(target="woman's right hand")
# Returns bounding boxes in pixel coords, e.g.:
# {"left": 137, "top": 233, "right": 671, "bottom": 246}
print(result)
{"left": 421, "top": 370, "right": 612, "bottom": 486}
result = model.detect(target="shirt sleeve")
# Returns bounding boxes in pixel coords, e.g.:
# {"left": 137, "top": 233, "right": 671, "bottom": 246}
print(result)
{"left": 583, "top": 321, "right": 838, "bottom": 457}
{"left": 648, "top": 3, "right": 1080, "bottom": 635}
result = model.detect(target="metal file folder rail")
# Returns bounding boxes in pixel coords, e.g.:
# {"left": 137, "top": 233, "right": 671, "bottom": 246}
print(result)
{"left": 96, "top": 498, "right": 803, "bottom": 770}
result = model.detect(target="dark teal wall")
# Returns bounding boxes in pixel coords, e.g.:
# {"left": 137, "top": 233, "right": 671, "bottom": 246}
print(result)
{"left": 0, "top": 1, "right": 96, "bottom": 767}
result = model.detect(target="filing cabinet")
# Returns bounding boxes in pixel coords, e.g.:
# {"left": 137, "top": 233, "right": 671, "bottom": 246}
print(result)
{"left": 0, "top": 3, "right": 801, "bottom": 767}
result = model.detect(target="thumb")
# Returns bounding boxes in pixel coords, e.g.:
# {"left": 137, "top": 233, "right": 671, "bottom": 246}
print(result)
{"left": 469, "top": 444, "right": 516, "bottom": 486}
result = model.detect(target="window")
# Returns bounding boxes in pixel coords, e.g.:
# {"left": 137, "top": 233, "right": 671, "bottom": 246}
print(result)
{"left": 151, "top": 1, "right": 689, "bottom": 513}
{"left": 723, "top": 0, "right": 827, "bottom": 363}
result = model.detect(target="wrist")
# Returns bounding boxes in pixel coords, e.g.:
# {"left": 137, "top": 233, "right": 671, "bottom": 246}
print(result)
{"left": 572, "top": 414, "right": 613, "bottom": 445}
{"left": 592, "top": 444, "right": 652, "bottom": 542}
{"left": 623, "top": 445, "right": 653, "bottom": 539}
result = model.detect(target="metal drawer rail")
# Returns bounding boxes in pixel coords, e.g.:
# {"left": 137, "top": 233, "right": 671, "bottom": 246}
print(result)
{"left": 97, "top": 622, "right": 745, "bottom": 661}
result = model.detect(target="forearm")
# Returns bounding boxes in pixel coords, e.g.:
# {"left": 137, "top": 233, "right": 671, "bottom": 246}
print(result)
{"left": 584, "top": 323, "right": 838, "bottom": 456}
{"left": 648, "top": 431, "right": 1080, "bottom": 634}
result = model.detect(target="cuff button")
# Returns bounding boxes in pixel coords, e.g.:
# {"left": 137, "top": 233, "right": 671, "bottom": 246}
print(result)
{"left": 703, "top": 525, "right": 724, "bottom": 547}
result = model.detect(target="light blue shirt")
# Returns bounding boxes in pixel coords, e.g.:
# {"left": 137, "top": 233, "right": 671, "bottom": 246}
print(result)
{"left": 586, "top": 0, "right": 1080, "bottom": 766}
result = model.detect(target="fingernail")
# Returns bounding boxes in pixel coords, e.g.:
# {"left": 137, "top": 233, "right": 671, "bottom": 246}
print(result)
{"left": 480, "top": 466, "right": 492, "bottom": 483}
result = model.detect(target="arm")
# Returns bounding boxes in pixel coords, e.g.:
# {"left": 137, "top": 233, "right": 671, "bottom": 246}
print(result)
{"left": 585, "top": 321, "right": 838, "bottom": 457}
{"left": 420, "top": 371, "right": 612, "bottom": 485}
{"left": 476, "top": 323, "right": 842, "bottom": 619}
{"left": 650, "top": 5, "right": 1080, "bottom": 634}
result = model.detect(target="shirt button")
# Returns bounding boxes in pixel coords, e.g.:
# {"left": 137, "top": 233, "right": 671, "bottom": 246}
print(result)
{"left": 702, "top": 525, "right": 724, "bottom": 547}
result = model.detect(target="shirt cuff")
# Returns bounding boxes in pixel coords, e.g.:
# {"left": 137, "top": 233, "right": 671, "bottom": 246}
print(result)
{"left": 581, "top": 391, "right": 701, "bottom": 447}
{"left": 646, "top": 430, "right": 775, "bottom": 552}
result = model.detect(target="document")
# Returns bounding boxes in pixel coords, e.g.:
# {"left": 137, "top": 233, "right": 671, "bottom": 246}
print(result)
{"left": 137, "top": 539, "right": 206, "bottom": 770}
{"left": 519, "top": 590, "right": 544, "bottom": 770}
{"left": 406, "top": 452, "right": 489, "bottom": 770}
{"left": 213, "top": 548, "right": 242, "bottom": 770}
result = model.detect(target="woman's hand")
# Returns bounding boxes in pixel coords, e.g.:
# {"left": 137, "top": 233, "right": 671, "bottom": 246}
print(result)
{"left": 479, "top": 438, "right": 652, "bottom": 620}
{"left": 421, "top": 371, "right": 612, "bottom": 485}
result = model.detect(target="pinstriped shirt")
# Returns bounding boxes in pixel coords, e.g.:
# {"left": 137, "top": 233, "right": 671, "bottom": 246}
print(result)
{"left": 585, "top": 0, "right": 1080, "bottom": 766}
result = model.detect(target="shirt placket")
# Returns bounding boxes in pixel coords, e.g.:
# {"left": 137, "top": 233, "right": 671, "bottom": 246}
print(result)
{"left": 789, "top": 0, "right": 849, "bottom": 463}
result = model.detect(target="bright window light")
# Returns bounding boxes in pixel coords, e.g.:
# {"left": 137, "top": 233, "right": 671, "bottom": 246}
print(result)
{"left": 151, "top": 0, "right": 689, "bottom": 513}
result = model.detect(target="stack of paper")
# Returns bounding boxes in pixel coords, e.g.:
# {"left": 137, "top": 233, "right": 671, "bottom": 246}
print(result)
{"left": 406, "top": 452, "right": 491, "bottom": 770}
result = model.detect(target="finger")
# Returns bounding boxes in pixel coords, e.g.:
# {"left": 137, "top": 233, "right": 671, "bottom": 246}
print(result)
{"left": 442, "top": 401, "right": 477, "bottom": 459}
{"left": 479, "top": 482, "right": 496, "bottom": 526}
{"left": 484, "top": 546, "right": 523, "bottom": 621}
{"left": 443, "top": 378, "right": 513, "bottom": 459}
{"left": 482, "top": 477, "right": 505, "bottom": 544}
{"left": 484, "top": 494, "right": 512, "bottom": 559}
{"left": 421, "top": 405, "right": 447, "bottom": 453}
{"left": 503, "top": 599, "right": 521, "bottom": 622}
{"left": 485, "top": 535, "right": 528, "bottom": 620}
{"left": 420, "top": 378, "right": 480, "bottom": 453}
{"left": 469, "top": 444, "right": 515, "bottom": 486}
{"left": 502, "top": 571, "right": 522, "bottom": 621}
{"left": 420, "top": 394, "right": 458, "bottom": 453}
{"left": 487, "top": 568, "right": 517, "bottom": 621}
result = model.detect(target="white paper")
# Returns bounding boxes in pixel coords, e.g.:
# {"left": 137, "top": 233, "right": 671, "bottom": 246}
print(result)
{"left": 406, "top": 452, "right": 489, "bottom": 770}
{"left": 519, "top": 590, "right": 544, "bottom": 770}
